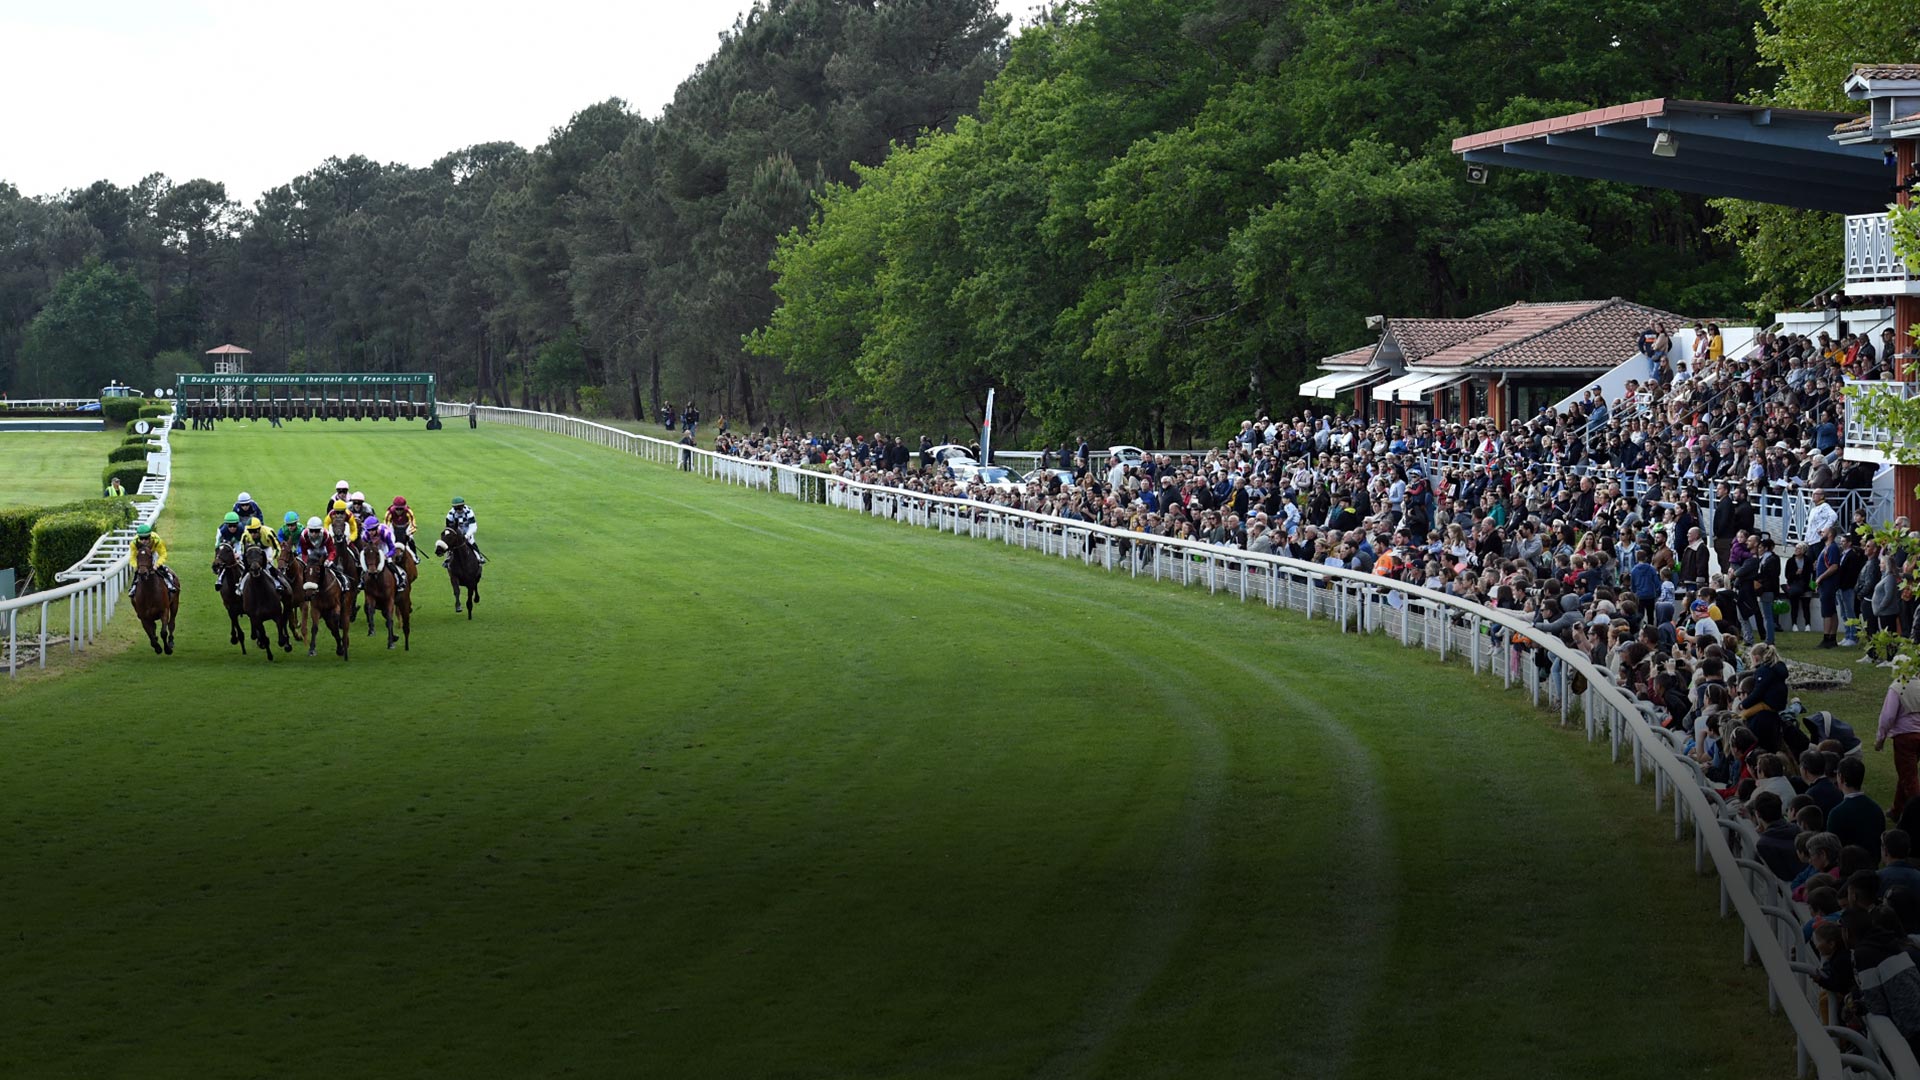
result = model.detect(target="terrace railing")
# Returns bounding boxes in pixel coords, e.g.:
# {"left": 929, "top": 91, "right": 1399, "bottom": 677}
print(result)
{"left": 3, "top": 416, "right": 175, "bottom": 677}
{"left": 442, "top": 402, "right": 1884, "bottom": 1080}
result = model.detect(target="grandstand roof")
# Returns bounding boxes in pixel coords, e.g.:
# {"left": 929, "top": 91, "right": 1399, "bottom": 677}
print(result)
{"left": 1451, "top": 98, "right": 1885, "bottom": 213}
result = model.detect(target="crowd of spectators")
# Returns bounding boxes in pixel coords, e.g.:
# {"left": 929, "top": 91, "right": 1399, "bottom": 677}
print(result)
{"left": 679, "top": 320, "right": 1920, "bottom": 1046}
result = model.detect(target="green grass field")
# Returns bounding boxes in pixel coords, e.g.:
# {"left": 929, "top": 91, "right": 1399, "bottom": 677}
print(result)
{"left": 0, "top": 425, "right": 1793, "bottom": 1078}
{"left": 0, "top": 429, "right": 121, "bottom": 508}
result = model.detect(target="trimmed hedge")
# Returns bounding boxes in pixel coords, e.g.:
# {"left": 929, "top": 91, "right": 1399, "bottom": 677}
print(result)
{"left": 29, "top": 510, "right": 126, "bottom": 590}
{"left": 107, "top": 444, "right": 153, "bottom": 464}
{"left": 101, "top": 397, "right": 145, "bottom": 423}
{"left": 121, "top": 436, "right": 159, "bottom": 450}
{"left": 0, "top": 498, "right": 134, "bottom": 582}
{"left": 137, "top": 404, "right": 168, "bottom": 419}
{"left": 102, "top": 462, "right": 147, "bottom": 496}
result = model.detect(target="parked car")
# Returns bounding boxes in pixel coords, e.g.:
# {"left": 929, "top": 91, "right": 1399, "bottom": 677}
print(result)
{"left": 926, "top": 443, "right": 977, "bottom": 469}
{"left": 961, "top": 465, "right": 1025, "bottom": 492}
{"left": 1106, "top": 445, "right": 1147, "bottom": 466}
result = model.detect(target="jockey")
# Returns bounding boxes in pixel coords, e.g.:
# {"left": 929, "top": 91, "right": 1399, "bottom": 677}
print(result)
{"left": 241, "top": 517, "right": 292, "bottom": 600}
{"left": 128, "top": 522, "right": 179, "bottom": 596}
{"left": 277, "top": 511, "right": 303, "bottom": 548}
{"left": 325, "top": 480, "right": 350, "bottom": 519}
{"left": 445, "top": 496, "right": 485, "bottom": 564}
{"left": 232, "top": 491, "right": 265, "bottom": 528}
{"left": 346, "top": 490, "right": 372, "bottom": 522}
{"left": 211, "top": 511, "right": 244, "bottom": 588}
{"left": 362, "top": 515, "right": 408, "bottom": 594}
{"left": 326, "top": 500, "right": 360, "bottom": 545}
{"left": 386, "top": 496, "right": 417, "bottom": 553}
{"left": 298, "top": 517, "right": 331, "bottom": 561}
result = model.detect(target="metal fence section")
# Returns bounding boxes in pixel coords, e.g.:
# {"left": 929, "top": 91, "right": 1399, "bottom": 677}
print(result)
{"left": 441, "top": 401, "right": 1900, "bottom": 1079}
{"left": 3, "top": 415, "right": 175, "bottom": 677}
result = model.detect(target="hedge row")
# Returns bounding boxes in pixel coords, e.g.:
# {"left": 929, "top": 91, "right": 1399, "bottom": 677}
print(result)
{"left": 137, "top": 404, "right": 168, "bottom": 419}
{"left": 29, "top": 510, "right": 128, "bottom": 590}
{"left": 101, "top": 398, "right": 145, "bottom": 423}
{"left": 103, "top": 462, "right": 147, "bottom": 496}
{"left": 0, "top": 498, "right": 134, "bottom": 584}
{"left": 107, "top": 444, "right": 152, "bottom": 464}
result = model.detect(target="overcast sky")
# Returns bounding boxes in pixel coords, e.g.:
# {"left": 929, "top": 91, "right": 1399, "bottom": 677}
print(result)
{"left": 0, "top": 0, "right": 1024, "bottom": 206}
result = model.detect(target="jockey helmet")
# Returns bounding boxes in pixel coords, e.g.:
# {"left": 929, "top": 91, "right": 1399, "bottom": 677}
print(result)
{"left": 362, "top": 515, "right": 380, "bottom": 531}
{"left": 248, "top": 518, "right": 262, "bottom": 529}
{"left": 284, "top": 511, "right": 300, "bottom": 524}
{"left": 451, "top": 496, "right": 465, "bottom": 506}
{"left": 237, "top": 491, "right": 252, "bottom": 503}
{"left": 350, "top": 491, "right": 365, "bottom": 502}
{"left": 223, "top": 511, "right": 241, "bottom": 524}
{"left": 136, "top": 523, "right": 152, "bottom": 536}
{"left": 331, "top": 500, "right": 348, "bottom": 513}
{"left": 391, "top": 496, "right": 407, "bottom": 507}
{"left": 306, "top": 517, "right": 323, "bottom": 529}
{"left": 336, "top": 481, "right": 350, "bottom": 491}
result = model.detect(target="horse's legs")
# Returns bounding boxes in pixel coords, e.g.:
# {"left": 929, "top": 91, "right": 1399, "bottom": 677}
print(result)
{"left": 451, "top": 577, "right": 462, "bottom": 613}
{"left": 466, "top": 583, "right": 476, "bottom": 619}
{"left": 142, "top": 614, "right": 161, "bottom": 653}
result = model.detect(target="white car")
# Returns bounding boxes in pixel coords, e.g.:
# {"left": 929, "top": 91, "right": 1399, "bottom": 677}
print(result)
{"left": 926, "top": 443, "right": 977, "bottom": 468}
{"left": 950, "top": 462, "right": 1022, "bottom": 489}
{"left": 1107, "top": 445, "right": 1147, "bottom": 466}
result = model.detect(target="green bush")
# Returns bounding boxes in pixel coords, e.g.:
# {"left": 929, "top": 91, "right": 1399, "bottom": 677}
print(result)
{"left": 0, "top": 498, "right": 133, "bottom": 583}
{"left": 101, "top": 398, "right": 144, "bottom": 423}
{"left": 107, "top": 444, "right": 153, "bottom": 464}
{"left": 102, "top": 462, "right": 147, "bottom": 496}
{"left": 29, "top": 510, "right": 125, "bottom": 590}
{"left": 121, "top": 435, "right": 159, "bottom": 449}
{"left": 137, "top": 403, "right": 168, "bottom": 419}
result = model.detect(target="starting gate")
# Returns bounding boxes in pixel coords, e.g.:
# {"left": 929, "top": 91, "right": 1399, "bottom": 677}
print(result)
{"left": 176, "top": 373, "right": 439, "bottom": 425}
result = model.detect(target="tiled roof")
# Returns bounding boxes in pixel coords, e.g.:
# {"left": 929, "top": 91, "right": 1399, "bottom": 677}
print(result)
{"left": 1385, "top": 318, "right": 1512, "bottom": 363}
{"left": 1833, "top": 115, "right": 1872, "bottom": 133}
{"left": 1470, "top": 299, "right": 1696, "bottom": 370}
{"left": 1852, "top": 64, "right": 1920, "bottom": 81}
{"left": 1405, "top": 301, "right": 1608, "bottom": 368}
{"left": 1318, "top": 343, "right": 1377, "bottom": 368}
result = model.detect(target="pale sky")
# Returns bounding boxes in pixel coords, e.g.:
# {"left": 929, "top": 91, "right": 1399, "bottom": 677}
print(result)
{"left": 0, "top": 0, "right": 1023, "bottom": 207}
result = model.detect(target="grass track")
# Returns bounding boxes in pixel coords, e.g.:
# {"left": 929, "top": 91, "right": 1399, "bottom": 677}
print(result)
{"left": 0, "top": 425, "right": 1790, "bottom": 1078}
{"left": 0, "top": 430, "right": 121, "bottom": 508}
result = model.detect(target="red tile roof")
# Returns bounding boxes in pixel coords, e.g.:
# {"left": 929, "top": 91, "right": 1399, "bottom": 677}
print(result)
{"left": 1318, "top": 343, "right": 1378, "bottom": 368}
{"left": 1400, "top": 301, "right": 1607, "bottom": 368}
{"left": 1384, "top": 318, "right": 1512, "bottom": 363}
{"left": 1469, "top": 299, "right": 1695, "bottom": 369}
{"left": 1852, "top": 64, "right": 1920, "bottom": 81}
{"left": 1833, "top": 115, "right": 1872, "bottom": 133}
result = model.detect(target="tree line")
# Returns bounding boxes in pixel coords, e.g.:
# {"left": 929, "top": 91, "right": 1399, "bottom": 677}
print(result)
{"left": 1, "top": 0, "right": 1893, "bottom": 446}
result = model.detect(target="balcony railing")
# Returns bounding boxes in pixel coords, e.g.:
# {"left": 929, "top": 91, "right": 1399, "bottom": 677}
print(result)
{"left": 1844, "top": 212, "right": 1920, "bottom": 295}
{"left": 1845, "top": 377, "right": 1919, "bottom": 462}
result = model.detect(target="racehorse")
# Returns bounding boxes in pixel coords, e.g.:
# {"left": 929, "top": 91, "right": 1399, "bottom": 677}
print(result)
{"left": 329, "top": 520, "right": 362, "bottom": 623}
{"left": 434, "top": 525, "right": 482, "bottom": 618}
{"left": 301, "top": 548, "right": 350, "bottom": 660}
{"left": 240, "top": 545, "right": 293, "bottom": 660}
{"left": 277, "top": 540, "right": 307, "bottom": 643}
{"left": 214, "top": 544, "right": 247, "bottom": 652}
{"left": 130, "top": 539, "right": 176, "bottom": 655}
{"left": 357, "top": 532, "right": 409, "bottom": 650}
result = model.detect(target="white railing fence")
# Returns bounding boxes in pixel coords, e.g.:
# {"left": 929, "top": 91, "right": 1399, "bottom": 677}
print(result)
{"left": 3, "top": 416, "right": 174, "bottom": 677}
{"left": 442, "top": 401, "right": 1893, "bottom": 1080}
{"left": 1846, "top": 213, "right": 1914, "bottom": 290}
{"left": 0, "top": 398, "right": 99, "bottom": 411}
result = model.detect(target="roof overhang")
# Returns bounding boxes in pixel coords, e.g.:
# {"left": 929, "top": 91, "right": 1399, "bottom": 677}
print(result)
{"left": 1451, "top": 99, "right": 1890, "bottom": 214}
{"left": 1300, "top": 367, "right": 1389, "bottom": 399}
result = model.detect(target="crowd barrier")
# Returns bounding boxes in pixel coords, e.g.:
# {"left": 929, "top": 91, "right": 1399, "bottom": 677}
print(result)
{"left": 442, "top": 401, "right": 1919, "bottom": 1079}
{"left": 3, "top": 416, "right": 175, "bottom": 677}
